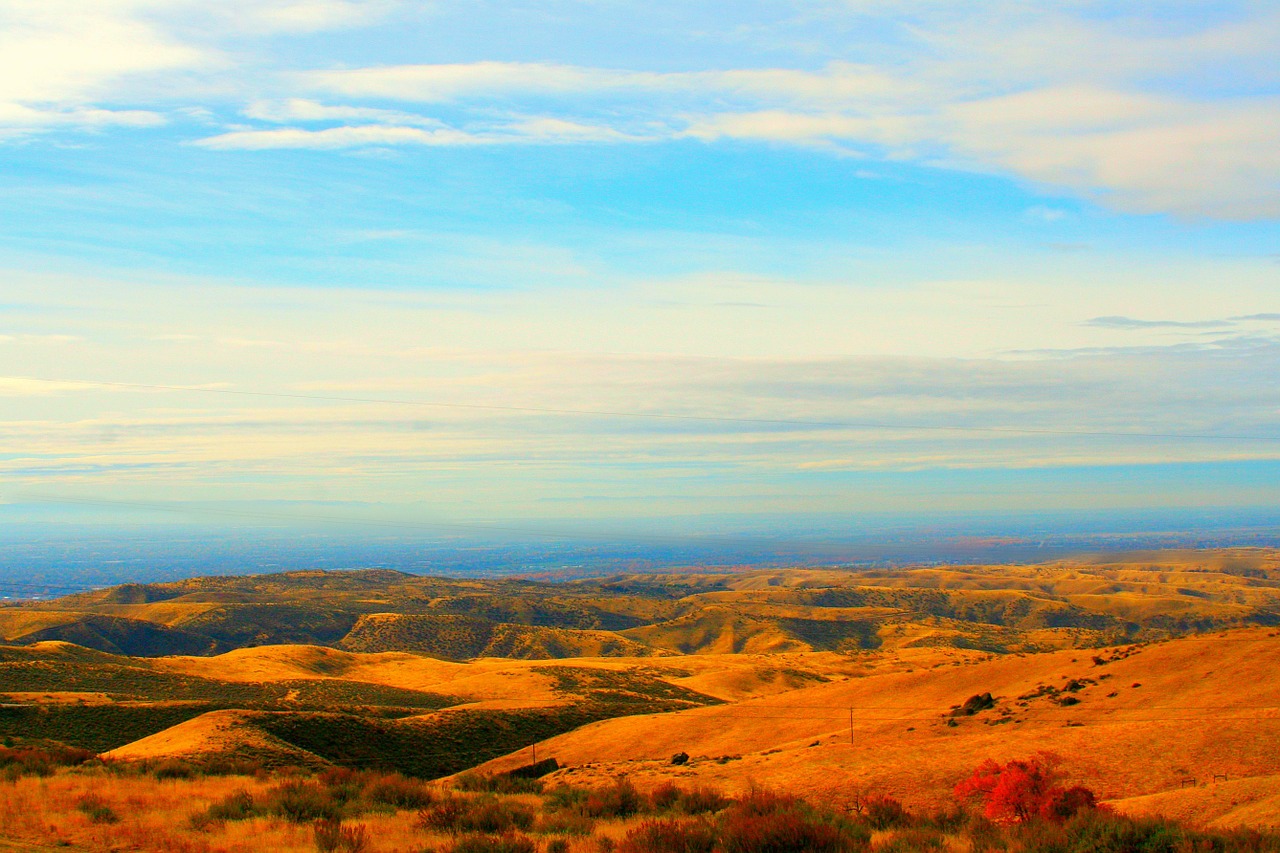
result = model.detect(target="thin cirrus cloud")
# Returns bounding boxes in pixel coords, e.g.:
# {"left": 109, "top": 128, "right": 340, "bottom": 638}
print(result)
{"left": 239, "top": 53, "right": 1280, "bottom": 218}
{"left": 196, "top": 115, "right": 648, "bottom": 149}
{"left": 0, "top": 1, "right": 1276, "bottom": 219}
{"left": 303, "top": 61, "right": 914, "bottom": 104}
{"left": 1084, "top": 316, "right": 1237, "bottom": 331}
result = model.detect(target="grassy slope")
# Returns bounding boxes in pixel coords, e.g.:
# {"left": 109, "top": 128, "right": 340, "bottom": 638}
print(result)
{"left": 474, "top": 627, "right": 1280, "bottom": 823}
{"left": 5, "top": 550, "right": 1280, "bottom": 823}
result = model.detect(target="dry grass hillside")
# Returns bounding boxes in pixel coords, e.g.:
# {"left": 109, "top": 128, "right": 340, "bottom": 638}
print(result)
{"left": 1, "top": 548, "right": 1278, "bottom": 845}
{"left": 473, "top": 626, "right": 1280, "bottom": 826}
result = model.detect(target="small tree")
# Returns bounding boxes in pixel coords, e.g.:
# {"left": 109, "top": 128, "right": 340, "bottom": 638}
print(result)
{"left": 954, "top": 753, "right": 1098, "bottom": 824}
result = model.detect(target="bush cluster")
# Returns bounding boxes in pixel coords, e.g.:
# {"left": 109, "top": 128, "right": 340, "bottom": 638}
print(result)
{"left": 417, "top": 794, "right": 535, "bottom": 834}
{"left": 75, "top": 793, "right": 120, "bottom": 825}
{"left": 422, "top": 769, "right": 1280, "bottom": 853}
{"left": 170, "top": 758, "right": 1280, "bottom": 853}
{"left": 313, "top": 817, "right": 370, "bottom": 853}
{"left": 0, "top": 743, "right": 93, "bottom": 779}
{"left": 188, "top": 769, "right": 437, "bottom": 830}
{"left": 454, "top": 771, "right": 545, "bottom": 796}
{"left": 445, "top": 832, "right": 538, "bottom": 853}
{"left": 103, "top": 754, "right": 267, "bottom": 779}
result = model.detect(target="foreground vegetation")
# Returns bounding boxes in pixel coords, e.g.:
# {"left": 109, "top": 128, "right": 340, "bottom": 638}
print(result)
{"left": 2, "top": 756, "right": 1277, "bottom": 853}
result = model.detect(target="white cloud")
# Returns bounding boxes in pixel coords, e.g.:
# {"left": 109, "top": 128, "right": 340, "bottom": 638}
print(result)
{"left": 2, "top": 0, "right": 1278, "bottom": 217}
{"left": 306, "top": 60, "right": 915, "bottom": 105}
{"left": 0, "top": 0, "right": 401, "bottom": 134}
{"left": 0, "top": 102, "right": 164, "bottom": 131}
{"left": 285, "top": 9, "right": 1280, "bottom": 219}
{"left": 196, "top": 124, "right": 479, "bottom": 150}
{"left": 0, "top": 0, "right": 197, "bottom": 134}
{"left": 940, "top": 88, "right": 1280, "bottom": 219}
{"left": 196, "top": 116, "right": 649, "bottom": 150}
{"left": 244, "top": 98, "right": 445, "bottom": 127}
{"left": 213, "top": 0, "right": 400, "bottom": 35}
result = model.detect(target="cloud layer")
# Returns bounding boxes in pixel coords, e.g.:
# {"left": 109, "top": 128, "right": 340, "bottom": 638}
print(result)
{"left": 3, "top": 269, "right": 1279, "bottom": 518}
{"left": 2, "top": 1, "right": 1278, "bottom": 217}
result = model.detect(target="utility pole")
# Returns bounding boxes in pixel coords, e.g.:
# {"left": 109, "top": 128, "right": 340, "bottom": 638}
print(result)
{"left": 849, "top": 707, "right": 854, "bottom": 749}
{"left": 533, "top": 741, "right": 538, "bottom": 764}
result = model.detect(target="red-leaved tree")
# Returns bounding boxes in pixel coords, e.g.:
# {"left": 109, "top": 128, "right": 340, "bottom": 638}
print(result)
{"left": 954, "top": 753, "right": 1100, "bottom": 823}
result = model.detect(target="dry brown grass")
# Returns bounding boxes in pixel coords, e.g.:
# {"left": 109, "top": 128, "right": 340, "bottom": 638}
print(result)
{"left": 473, "top": 627, "right": 1280, "bottom": 821}
{"left": 0, "top": 772, "right": 676, "bottom": 853}
{"left": 0, "top": 610, "right": 82, "bottom": 641}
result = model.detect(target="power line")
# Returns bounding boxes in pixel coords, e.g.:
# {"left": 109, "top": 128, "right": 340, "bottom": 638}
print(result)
{"left": 9, "top": 375, "right": 1280, "bottom": 442}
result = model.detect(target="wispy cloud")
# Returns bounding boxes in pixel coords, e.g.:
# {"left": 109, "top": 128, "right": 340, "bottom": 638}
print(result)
{"left": 304, "top": 61, "right": 914, "bottom": 105}
{"left": 3, "top": 3, "right": 1279, "bottom": 218}
{"left": 195, "top": 116, "right": 650, "bottom": 149}
{"left": 1084, "top": 316, "right": 1236, "bottom": 331}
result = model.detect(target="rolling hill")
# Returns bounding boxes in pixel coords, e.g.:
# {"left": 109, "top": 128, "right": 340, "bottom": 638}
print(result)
{"left": 2, "top": 549, "right": 1277, "bottom": 661}
{"left": 2, "top": 548, "right": 1279, "bottom": 829}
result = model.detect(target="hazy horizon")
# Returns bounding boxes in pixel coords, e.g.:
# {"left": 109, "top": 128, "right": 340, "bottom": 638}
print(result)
{"left": 4, "top": 503, "right": 1279, "bottom": 599}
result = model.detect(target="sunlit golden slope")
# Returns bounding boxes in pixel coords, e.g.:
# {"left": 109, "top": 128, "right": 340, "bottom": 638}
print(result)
{"left": 477, "top": 628, "right": 1280, "bottom": 814}
{"left": 102, "top": 710, "right": 316, "bottom": 764}
{"left": 0, "top": 611, "right": 82, "bottom": 641}
{"left": 152, "top": 644, "right": 862, "bottom": 705}
{"left": 1111, "top": 773, "right": 1280, "bottom": 829}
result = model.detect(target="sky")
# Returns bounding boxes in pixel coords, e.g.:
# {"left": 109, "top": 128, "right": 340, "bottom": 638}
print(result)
{"left": 1, "top": 0, "right": 1279, "bottom": 537}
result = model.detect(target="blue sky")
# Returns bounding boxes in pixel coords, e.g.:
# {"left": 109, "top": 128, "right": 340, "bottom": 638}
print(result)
{"left": 1, "top": 0, "right": 1279, "bottom": 533}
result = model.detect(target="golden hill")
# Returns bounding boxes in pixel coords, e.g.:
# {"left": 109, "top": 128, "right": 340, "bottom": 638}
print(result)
{"left": 2, "top": 549, "right": 1277, "bottom": 660}
{"left": 101, "top": 709, "right": 317, "bottom": 765}
{"left": 473, "top": 626, "right": 1280, "bottom": 823}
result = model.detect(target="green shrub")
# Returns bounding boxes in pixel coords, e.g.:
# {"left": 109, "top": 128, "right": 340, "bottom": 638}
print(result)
{"left": 581, "top": 778, "right": 643, "bottom": 818}
{"left": 419, "top": 796, "right": 470, "bottom": 832}
{"left": 313, "top": 818, "right": 369, "bottom": 853}
{"left": 207, "top": 789, "right": 258, "bottom": 822}
{"left": 649, "top": 782, "right": 682, "bottom": 811}
{"left": 648, "top": 782, "right": 732, "bottom": 815}
{"left": 364, "top": 773, "right": 436, "bottom": 809}
{"left": 872, "top": 828, "right": 946, "bottom": 851}
{"left": 544, "top": 784, "right": 591, "bottom": 811}
{"left": 731, "top": 789, "right": 803, "bottom": 817}
{"left": 0, "top": 744, "right": 92, "bottom": 778}
{"left": 536, "top": 809, "right": 596, "bottom": 836}
{"left": 863, "top": 795, "right": 909, "bottom": 830}
{"left": 200, "top": 755, "right": 267, "bottom": 777}
{"left": 446, "top": 833, "right": 537, "bottom": 853}
{"left": 76, "top": 793, "right": 120, "bottom": 825}
{"left": 676, "top": 786, "right": 733, "bottom": 815}
{"left": 153, "top": 758, "right": 198, "bottom": 780}
{"left": 265, "top": 779, "right": 342, "bottom": 823}
{"left": 459, "top": 797, "right": 535, "bottom": 834}
{"left": 617, "top": 818, "right": 718, "bottom": 853}
{"left": 455, "top": 771, "right": 544, "bottom": 795}
{"left": 416, "top": 795, "right": 533, "bottom": 835}
{"left": 719, "top": 790, "right": 868, "bottom": 853}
